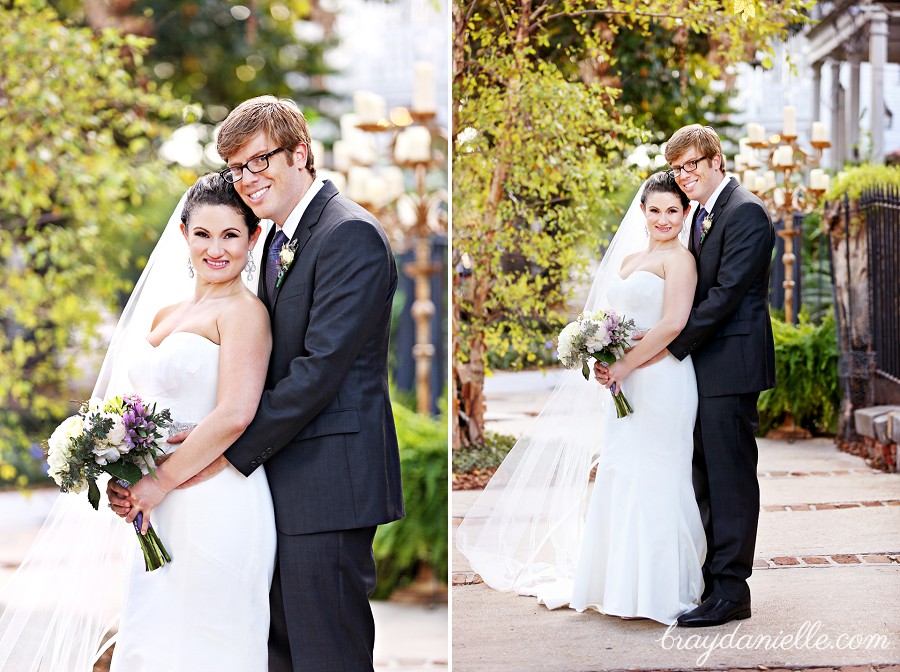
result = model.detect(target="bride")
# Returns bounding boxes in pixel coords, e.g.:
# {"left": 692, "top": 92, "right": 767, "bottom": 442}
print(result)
{"left": 0, "top": 173, "right": 276, "bottom": 670}
{"left": 456, "top": 171, "right": 706, "bottom": 625}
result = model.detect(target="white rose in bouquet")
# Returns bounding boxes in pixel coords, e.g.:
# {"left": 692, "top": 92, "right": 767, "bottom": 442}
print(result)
{"left": 103, "top": 413, "right": 127, "bottom": 446}
{"left": 584, "top": 322, "right": 610, "bottom": 352}
{"left": 556, "top": 321, "right": 582, "bottom": 369}
{"left": 93, "top": 444, "right": 122, "bottom": 466}
{"left": 48, "top": 415, "right": 83, "bottom": 458}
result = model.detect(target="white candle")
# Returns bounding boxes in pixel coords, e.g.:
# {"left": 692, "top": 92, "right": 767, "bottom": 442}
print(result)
{"left": 774, "top": 145, "right": 794, "bottom": 167}
{"left": 381, "top": 166, "right": 405, "bottom": 202}
{"left": 764, "top": 170, "right": 777, "bottom": 191}
{"left": 395, "top": 126, "right": 432, "bottom": 163}
{"left": 742, "top": 169, "right": 757, "bottom": 190}
{"left": 754, "top": 175, "right": 768, "bottom": 193}
{"left": 774, "top": 188, "right": 786, "bottom": 207}
{"left": 734, "top": 156, "right": 747, "bottom": 173}
{"left": 747, "top": 123, "right": 766, "bottom": 143}
{"left": 821, "top": 174, "right": 830, "bottom": 191}
{"left": 353, "top": 91, "right": 386, "bottom": 125}
{"left": 411, "top": 62, "right": 436, "bottom": 113}
{"left": 347, "top": 166, "right": 372, "bottom": 202}
{"left": 783, "top": 105, "right": 797, "bottom": 136}
{"left": 811, "top": 121, "right": 827, "bottom": 142}
{"left": 332, "top": 140, "right": 352, "bottom": 172}
{"left": 309, "top": 139, "right": 325, "bottom": 167}
{"left": 809, "top": 168, "right": 824, "bottom": 190}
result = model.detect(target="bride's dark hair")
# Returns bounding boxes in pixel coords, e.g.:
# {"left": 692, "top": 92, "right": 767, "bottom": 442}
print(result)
{"left": 640, "top": 170, "right": 689, "bottom": 209}
{"left": 180, "top": 172, "right": 261, "bottom": 236}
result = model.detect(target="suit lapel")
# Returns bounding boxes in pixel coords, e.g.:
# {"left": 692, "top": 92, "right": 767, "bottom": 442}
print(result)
{"left": 270, "top": 180, "right": 340, "bottom": 305}
{"left": 696, "top": 178, "right": 739, "bottom": 257}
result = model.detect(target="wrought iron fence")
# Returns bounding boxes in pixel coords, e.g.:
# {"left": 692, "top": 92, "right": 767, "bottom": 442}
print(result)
{"left": 829, "top": 187, "right": 900, "bottom": 439}
{"left": 862, "top": 185, "right": 900, "bottom": 390}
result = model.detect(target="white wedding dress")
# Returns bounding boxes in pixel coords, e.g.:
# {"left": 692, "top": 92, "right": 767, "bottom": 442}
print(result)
{"left": 458, "top": 271, "right": 705, "bottom": 625}
{"left": 542, "top": 270, "right": 705, "bottom": 624}
{"left": 110, "top": 332, "right": 276, "bottom": 671}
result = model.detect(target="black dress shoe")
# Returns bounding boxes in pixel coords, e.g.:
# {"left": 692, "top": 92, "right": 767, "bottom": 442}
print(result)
{"left": 676, "top": 598, "right": 751, "bottom": 627}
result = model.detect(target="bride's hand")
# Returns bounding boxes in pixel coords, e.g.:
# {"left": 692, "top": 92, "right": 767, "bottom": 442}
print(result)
{"left": 605, "top": 359, "right": 633, "bottom": 391}
{"left": 125, "top": 476, "right": 170, "bottom": 534}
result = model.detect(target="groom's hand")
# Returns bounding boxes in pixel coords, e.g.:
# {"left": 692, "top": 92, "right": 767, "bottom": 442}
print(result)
{"left": 107, "top": 479, "right": 131, "bottom": 517}
{"left": 176, "top": 455, "right": 230, "bottom": 490}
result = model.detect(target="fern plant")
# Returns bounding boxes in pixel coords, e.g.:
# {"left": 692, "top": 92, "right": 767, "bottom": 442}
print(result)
{"left": 758, "top": 313, "right": 840, "bottom": 435}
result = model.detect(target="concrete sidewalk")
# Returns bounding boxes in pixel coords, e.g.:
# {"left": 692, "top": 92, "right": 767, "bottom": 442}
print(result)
{"left": 0, "top": 488, "right": 448, "bottom": 671}
{"left": 452, "top": 370, "right": 900, "bottom": 671}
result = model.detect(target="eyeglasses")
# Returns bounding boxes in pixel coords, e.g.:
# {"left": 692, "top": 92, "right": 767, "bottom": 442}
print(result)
{"left": 669, "top": 156, "right": 711, "bottom": 178}
{"left": 220, "top": 147, "right": 285, "bottom": 183}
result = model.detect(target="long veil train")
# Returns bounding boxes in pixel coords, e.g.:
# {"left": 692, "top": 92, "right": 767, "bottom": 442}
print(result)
{"left": 0, "top": 192, "right": 271, "bottom": 671}
{"left": 455, "top": 180, "right": 670, "bottom": 596}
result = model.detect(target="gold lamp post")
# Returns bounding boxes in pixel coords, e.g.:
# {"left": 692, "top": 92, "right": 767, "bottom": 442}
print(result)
{"left": 734, "top": 108, "right": 832, "bottom": 324}
{"left": 327, "top": 75, "right": 448, "bottom": 415}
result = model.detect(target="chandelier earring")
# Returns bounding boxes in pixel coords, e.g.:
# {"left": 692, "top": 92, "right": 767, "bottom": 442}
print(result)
{"left": 187, "top": 257, "right": 194, "bottom": 278}
{"left": 245, "top": 251, "right": 257, "bottom": 281}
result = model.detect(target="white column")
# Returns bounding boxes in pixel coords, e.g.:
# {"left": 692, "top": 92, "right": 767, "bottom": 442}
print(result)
{"left": 830, "top": 60, "right": 843, "bottom": 170}
{"left": 869, "top": 11, "right": 888, "bottom": 163}
{"left": 848, "top": 53, "right": 861, "bottom": 161}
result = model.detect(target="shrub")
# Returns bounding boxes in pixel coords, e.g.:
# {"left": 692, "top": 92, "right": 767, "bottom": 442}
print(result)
{"left": 372, "top": 402, "right": 448, "bottom": 599}
{"left": 758, "top": 313, "right": 840, "bottom": 435}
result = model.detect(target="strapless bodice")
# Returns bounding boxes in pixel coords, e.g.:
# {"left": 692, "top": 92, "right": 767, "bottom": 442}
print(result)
{"left": 606, "top": 271, "right": 665, "bottom": 331}
{"left": 128, "top": 332, "right": 220, "bottom": 424}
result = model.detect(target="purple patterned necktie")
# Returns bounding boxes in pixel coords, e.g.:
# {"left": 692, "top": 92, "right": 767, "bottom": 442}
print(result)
{"left": 692, "top": 206, "right": 707, "bottom": 254}
{"left": 265, "top": 229, "right": 289, "bottom": 297}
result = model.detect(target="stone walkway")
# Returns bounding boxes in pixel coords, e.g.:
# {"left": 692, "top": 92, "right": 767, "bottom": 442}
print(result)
{"left": 0, "top": 488, "right": 448, "bottom": 671}
{"left": 452, "top": 370, "right": 900, "bottom": 671}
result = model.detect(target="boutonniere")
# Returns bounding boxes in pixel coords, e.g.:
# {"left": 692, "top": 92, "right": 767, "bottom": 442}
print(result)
{"left": 699, "top": 214, "right": 714, "bottom": 245}
{"left": 275, "top": 239, "right": 299, "bottom": 288}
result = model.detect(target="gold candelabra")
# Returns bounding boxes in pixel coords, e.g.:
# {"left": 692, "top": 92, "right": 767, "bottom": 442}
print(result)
{"left": 733, "top": 110, "right": 831, "bottom": 324}
{"left": 332, "top": 102, "right": 447, "bottom": 415}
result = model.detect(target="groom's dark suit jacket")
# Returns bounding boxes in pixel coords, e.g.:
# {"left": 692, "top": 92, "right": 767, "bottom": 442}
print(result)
{"left": 668, "top": 178, "right": 776, "bottom": 394}
{"left": 225, "top": 180, "right": 404, "bottom": 535}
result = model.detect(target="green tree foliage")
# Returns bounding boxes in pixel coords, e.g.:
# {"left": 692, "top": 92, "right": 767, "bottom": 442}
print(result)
{"left": 51, "top": 0, "right": 338, "bottom": 123}
{"left": 0, "top": 0, "right": 183, "bottom": 486}
{"left": 452, "top": 0, "right": 814, "bottom": 447}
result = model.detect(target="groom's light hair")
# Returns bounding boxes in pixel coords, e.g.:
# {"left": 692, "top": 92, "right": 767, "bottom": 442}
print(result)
{"left": 217, "top": 96, "right": 316, "bottom": 179}
{"left": 665, "top": 125, "right": 726, "bottom": 176}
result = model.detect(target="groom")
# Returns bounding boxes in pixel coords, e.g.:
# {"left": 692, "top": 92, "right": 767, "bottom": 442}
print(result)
{"left": 214, "top": 97, "right": 404, "bottom": 669}
{"left": 665, "top": 125, "right": 775, "bottom": 626}
{"left": 114, "top": 96, "right": 404, "bottom": 670}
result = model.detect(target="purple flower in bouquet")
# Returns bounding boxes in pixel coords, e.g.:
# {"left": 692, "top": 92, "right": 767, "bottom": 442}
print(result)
{"left": 556, "top": 308, "right": 637, "bottom": 418}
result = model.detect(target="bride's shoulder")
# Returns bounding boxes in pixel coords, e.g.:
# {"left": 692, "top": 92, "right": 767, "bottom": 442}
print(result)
{"left": 151, "top": 301, "right": 187, "bottom": 330}
{"left": 219, "top": 291, "right": 270, "bottom": 332}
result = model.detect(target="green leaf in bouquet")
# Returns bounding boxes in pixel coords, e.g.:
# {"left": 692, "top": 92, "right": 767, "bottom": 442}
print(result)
{"left": 594, "top": 351, "right": 615, "bottom": 366}
{"left": 88, "top": 479, "right": 101, "bottom": 510}
{"left": 581, "top": 361, "right": 590, "bottom": 380}
{"left": 104, "top": 461, "right": 143, "bottom": 486}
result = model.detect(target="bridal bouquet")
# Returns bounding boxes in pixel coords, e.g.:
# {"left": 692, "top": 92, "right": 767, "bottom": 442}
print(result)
{"left": 45, "top": 394, "right": 174, "bottom": 570}
{"left": 557, "top": 309, "right": 636, "bottom": 418}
